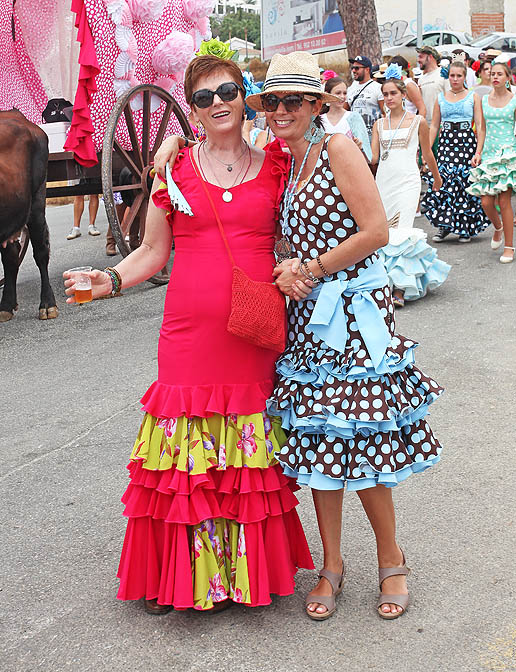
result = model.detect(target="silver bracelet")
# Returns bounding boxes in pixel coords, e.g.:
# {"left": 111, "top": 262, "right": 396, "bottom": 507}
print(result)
{"left": 300, "top": 261, "right": 320, "bottom": 284}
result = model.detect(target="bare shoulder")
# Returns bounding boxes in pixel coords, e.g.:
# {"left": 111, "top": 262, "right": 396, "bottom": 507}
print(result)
{"left": 327, "top": 132, "right": 361, "bottom": 159}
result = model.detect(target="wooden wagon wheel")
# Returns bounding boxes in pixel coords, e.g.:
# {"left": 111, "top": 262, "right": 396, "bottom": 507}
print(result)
{"left": 101, "top": 84, "right": 193, "bottom": 285}
{"left": 0, "top": 226, "right": 29, "bottom": 288}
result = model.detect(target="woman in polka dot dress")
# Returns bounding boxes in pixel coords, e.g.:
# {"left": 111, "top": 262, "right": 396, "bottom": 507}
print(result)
{"left": 467, "top": 62, "right": 516, "bottom": 263}
{"left": 421, "top": 61, "right": 490, "bottom": 242}
{"left": 247, "top": 52, "right": 444, "bottom": 622}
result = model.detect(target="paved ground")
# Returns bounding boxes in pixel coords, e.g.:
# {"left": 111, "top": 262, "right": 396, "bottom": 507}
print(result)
{"left": 1, "top": 202, "right": 516, "bottom": 672}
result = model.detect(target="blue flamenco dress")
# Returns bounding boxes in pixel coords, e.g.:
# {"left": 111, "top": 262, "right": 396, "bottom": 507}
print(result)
{"left": 267, "top": 137, "right": 444, "bottom": 491}
{"left": 421, "top": 91, "right": 490, "bottom": 237}
{"left": 467, "top": 94, "right": 516, "bottom": 196}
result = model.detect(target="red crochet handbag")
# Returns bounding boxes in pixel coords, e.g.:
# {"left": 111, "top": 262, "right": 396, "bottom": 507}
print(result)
{"left": 191, "top": 153, "right": 286, "bottom": 353}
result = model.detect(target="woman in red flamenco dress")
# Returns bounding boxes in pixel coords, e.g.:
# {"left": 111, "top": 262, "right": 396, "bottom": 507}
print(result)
{"left": 64, "top": 55, "right": 313, "bottom": 614}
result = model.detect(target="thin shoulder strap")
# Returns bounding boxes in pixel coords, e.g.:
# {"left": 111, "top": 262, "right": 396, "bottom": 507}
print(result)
{"left": 190, "top": 151, "right": 236, "bottom": 267}
{"left": 349, "top": 79, "right": 374, "bottom": 108}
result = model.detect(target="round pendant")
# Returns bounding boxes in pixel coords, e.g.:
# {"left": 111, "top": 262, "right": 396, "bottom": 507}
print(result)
{"left": 222, "top": 190, "right": 233, "bottom": 203}
{"left": 227, "top": 166, "right": 232, "bottom": 172}
{"left": 381, "top": 152, "right": 389, "bottom": 161}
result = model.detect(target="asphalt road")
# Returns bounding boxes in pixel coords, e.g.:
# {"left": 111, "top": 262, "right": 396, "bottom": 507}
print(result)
{"left": 1, "top": 201, "right": 516, "bottom": 672}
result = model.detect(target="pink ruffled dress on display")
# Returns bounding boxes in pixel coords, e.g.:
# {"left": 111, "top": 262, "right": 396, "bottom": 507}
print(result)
{"left": 117, "top": 142, "right": 314, "bottom": 610}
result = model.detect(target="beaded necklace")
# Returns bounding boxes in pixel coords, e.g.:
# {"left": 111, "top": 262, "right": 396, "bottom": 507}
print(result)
{"left": 281, "top": 139, "right": 316, "bottom": 234}
{"left": 381, "top": 110, "right": 407, "bottom": 161}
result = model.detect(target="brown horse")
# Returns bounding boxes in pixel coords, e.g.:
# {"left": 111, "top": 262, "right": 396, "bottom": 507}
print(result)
{"left": 0, "top": 109, "right": 57, "bottom": 321}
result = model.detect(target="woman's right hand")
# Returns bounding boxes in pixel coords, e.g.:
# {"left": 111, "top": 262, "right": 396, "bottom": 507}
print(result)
{"left": 63, "top": 269, "right": 112, "bottom": 304}
{"left": 273, "top": 258, "right": 313, "bottom": 300}
{"left": 471, "top": 152, "right": 482, "bottom": 168}
{"left": 153, "top": 136, "right": 182, "bottom": 178}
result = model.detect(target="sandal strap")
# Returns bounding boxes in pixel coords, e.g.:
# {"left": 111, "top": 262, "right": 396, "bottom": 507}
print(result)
{"left": 378, "top": 564, "right": 409, "bottom": 585}
{"left": 377, "top": 592, "right": 409, "bottom": 611}
{"left": 503, "top": 246, "right": 515, "bottom": 250}
{"left": 305, "top": 593, "right": 336, "bottom": 611}
{"left": 318, "top": 565, "right": 345, "bottom": 592}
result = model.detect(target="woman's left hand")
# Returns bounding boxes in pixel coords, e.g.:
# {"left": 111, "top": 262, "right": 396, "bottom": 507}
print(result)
{"left": 432, "top": 174, "right": 443, "bottom": 191}
{"left": 353, "top": 137, "right": 363, "bottom": 151}
{"left": 471, "top": 152, "right": 481, "bottom": 168}
{"left": 273, "top": 258, "right": 313, "bottom": 299}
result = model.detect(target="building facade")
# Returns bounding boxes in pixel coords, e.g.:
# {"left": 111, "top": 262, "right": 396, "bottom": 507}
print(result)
{"left": 375, "top": 0, "right": 515, "bottom": 46}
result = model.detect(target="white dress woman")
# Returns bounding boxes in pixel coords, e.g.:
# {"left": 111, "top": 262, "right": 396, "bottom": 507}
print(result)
{"left": 373, "top": 75, "right": 450, "bottom": 304}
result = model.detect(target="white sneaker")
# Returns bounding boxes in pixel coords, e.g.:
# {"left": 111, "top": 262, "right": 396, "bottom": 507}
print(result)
{"left": 67, "top": 227, "right": 81, "bottom": 240}
{"left": 88, "top": 225, "right": 100, "bottom": 236}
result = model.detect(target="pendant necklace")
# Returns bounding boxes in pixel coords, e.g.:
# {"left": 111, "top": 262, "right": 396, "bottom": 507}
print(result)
{"left": 381, "top": 110, "right": 408, "bottom": 161}
{"left": 281, "top": 138, "right": 316, "bottom": 234}
{"left": 205, "top": 140, "right": 248, "bottom": 172}
{"left": 275, "top": 138, "right": 317, "bottom": 263}
{"left": 199, "top": 141, "right": 252, "bottom": 202}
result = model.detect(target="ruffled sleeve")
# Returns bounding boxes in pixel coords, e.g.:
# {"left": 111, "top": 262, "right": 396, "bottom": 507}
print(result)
{"left": 151, "top": 150, "right": 187, "bottom": 227}
{"left": 264, "top": 139, "right": 291, "bottom": 214}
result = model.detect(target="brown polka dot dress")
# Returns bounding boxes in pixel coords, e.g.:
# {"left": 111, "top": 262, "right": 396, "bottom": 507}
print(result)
{"left": 267, "top": 137, "right": 444, "bottom": 491}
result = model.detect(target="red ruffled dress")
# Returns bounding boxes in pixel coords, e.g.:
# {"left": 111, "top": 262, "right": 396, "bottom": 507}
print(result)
{"left": 117, "top": 143, "right": 314, "bottom": 610}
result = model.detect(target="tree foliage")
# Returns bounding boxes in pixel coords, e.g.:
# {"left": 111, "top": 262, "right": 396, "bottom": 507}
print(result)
{"left": 210, "top": 10, "right": 261, "bottom": 50}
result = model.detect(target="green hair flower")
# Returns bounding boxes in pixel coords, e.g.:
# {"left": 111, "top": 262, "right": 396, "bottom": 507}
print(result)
{"left": 196, "top": 38, "right": 238, "bottom": 61}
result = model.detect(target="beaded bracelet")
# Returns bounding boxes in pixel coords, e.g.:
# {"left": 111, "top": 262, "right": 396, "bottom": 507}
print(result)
{"left": 300, "top": 261, "right": 320, "bottom": 284}
{"left": 315, "top": 254, "right": 330, "bottom": 277}
{"left": 104, "top": 267, "right": 122, "bottom": 296}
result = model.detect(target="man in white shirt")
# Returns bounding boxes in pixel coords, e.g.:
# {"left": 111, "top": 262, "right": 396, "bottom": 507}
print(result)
{"left": 416, "top": 46, "right": 445, "bottom": 126}
{"left": 345, "top": 55, "right": 384, "bottom": 139}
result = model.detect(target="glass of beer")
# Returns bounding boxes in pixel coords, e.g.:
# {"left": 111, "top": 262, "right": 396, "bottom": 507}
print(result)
{"left": 68, "top": 266, "right": 93, "bottom": 304}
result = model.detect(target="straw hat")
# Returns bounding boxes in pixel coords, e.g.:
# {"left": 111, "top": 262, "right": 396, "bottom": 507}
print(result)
{"left": 485, "top": 48, "right": 502, "bottom": 60}
{"left": 246, "top": 51, "right": 340, "bottom": 111}
{"left": 373, "top": 63, "right": 388, "bottom": 79}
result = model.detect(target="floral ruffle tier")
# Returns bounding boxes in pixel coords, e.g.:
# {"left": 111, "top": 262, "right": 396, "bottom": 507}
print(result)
{"left": 467, "top": 145, "right": 516, "bottom": 197}
{"left": 117, "top": 411, "right": 314, "bottom": 610}
{"left": 267, "top": 279, "right": 444, "bottom": 492}
{"left": 378, "top": 228, "right": 451, "bottom": 301}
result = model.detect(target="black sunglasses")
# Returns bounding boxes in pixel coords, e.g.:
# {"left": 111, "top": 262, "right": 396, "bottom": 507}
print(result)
{"left": 262, "top": 93, "right": 317, "bottom": 112}
{"left": 190, "top": 82, "right": 244, "bottom": 108}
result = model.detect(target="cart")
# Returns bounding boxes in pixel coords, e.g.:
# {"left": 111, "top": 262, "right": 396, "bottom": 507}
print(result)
{"left": 0, "top": 0, "right": 206, "bottom": 285}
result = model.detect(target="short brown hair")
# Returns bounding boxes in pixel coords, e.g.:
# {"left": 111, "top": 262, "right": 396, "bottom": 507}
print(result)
{"left": 183, "top": 56, "right": 244, "bottom": 106}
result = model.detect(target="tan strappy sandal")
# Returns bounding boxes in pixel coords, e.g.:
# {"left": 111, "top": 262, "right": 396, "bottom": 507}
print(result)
{"left": 305, "top": 563, "right": 345, "bottom": 621}
{"left": 377, "top": 551, "right": 410, "bottom": 620}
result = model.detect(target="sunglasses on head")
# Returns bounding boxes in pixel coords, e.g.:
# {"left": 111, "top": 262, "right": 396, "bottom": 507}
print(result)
{"left": 191, "top": 82, "right": 243, "bottom": 109}
{"left": 262, "top": 93, "right": 317, "bottom": 112}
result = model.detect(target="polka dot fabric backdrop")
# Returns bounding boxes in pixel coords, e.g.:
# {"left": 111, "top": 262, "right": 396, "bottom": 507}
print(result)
{"left": 84, "top": 0, "right": 195, "bottom": 152}
{"left": 0, "top": 0, "right": 47, "bottom": 122}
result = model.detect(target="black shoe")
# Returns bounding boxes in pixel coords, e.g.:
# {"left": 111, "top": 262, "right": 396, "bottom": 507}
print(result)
{"left": 458, "top": 234, "right": 471, "bottom": 243}
{"left": 432, "top": 228, "right": 450, "bottom": 242}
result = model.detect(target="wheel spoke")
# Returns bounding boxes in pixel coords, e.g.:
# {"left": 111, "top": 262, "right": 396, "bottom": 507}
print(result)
{"left": 138, "top": 200, "right": 149, "bottom": 241}
{"left": 123, "top": 105, "right": 144, "bottom": 171}
{"left": 142, "top": 89, "right": 151, "bottom": 167}
{"left": 113, "top": 140, "right": 142, "bottom": 181}
{"left": 124, "top": 192, "right": 145, "bottom": 233}
{"left": 151, "top": 100, "right": 173, "bottom": 159}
